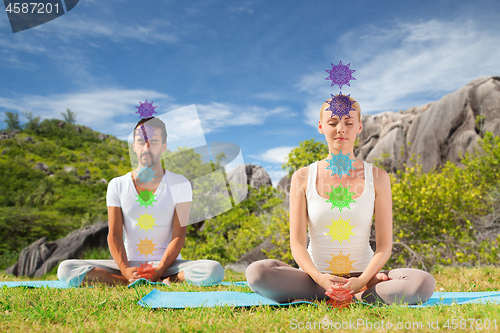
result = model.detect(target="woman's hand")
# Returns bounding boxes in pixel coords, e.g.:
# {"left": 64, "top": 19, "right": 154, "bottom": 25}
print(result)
{"left": 316, "top": 273, "right": 349, "bottom": 291}
{"left": 341, "top": 277, "right": 367, "bottom": 294}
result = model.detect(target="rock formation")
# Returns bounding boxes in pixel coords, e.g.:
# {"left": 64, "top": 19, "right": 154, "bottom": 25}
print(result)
{"left": 356, "top": 76, "right": 500, "bottom": 173}
{"left": 5, "top": 221, "right": 108, "bottom": 277}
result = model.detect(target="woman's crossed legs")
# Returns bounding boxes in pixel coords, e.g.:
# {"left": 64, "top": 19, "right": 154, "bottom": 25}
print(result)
{"left": 246, "top": 259, "right": 435, "bottom": 305}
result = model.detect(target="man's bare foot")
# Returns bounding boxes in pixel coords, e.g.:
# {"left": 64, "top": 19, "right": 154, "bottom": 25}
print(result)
{"left": 162, "top": 277, "right": 172, "bottom": 286}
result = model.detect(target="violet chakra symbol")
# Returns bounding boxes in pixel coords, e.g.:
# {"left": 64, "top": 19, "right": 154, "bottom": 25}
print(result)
{"left": 135, "top": 100, "right": 158, "bottom": 118}
{"left": 326, "top": 92, "right": 357, "bottom": 121}
{"left": 136, "top": 124, "right": 158, "bottom": 142}
{"left": 325, "top": 60, "right": 356, "bottom": 89}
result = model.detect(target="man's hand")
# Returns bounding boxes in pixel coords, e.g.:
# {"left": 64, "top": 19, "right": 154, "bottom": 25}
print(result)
{"left": 121, "top": 267, "right": 139, "bottom": 282}
{"left": 316, "top": 273, "right": 348, "bottom": 292}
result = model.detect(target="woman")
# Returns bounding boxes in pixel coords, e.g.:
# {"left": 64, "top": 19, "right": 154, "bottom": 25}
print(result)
{"left": 246, "top": 95, "right": 435, "bottom": 305}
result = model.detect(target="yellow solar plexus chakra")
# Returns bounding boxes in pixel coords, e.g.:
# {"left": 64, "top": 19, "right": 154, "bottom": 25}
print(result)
{"left": 325, "top": 216, "right": 356, "bottom": 244}
{"left": 135, "top": 237, "right": 158, "bottom": 257}
{"left": 326, "top": 251, "right": 356, "bottom": 276}
{"left": 136, "top": 212, "right": 157, "bottom": 232}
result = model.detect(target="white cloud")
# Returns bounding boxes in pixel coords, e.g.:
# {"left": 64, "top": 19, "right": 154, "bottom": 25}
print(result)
{"left": 196, "top": 102, "right": 287, "bottom": 134}
{"left": 251, "top": 146, "right": 294, "bottom": 164}
{"left": 299, "top": 18, "right": 500, "bottom": 127}
{"left": 43, "top": 17, "right": 178, "bottom": 44}
{"left": 0, "top": 88, "right": 172, "bottom": 137}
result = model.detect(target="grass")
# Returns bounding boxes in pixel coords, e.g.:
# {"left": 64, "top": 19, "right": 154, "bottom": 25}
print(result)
{"left": 1, "top": 266, "right": 499, "bottom": 332}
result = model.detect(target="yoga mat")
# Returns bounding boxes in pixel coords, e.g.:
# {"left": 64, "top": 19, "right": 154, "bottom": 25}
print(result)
{"left": 138, "top": 290, "right": 500, "bottom": 309}
{"left": 0, "top": 279, "right": 248, "bottom": 289}
{"left": 408, "top": 291, "right": 500, "bottom": 307}
{"left": 0, "top": 280, "right": 70, "bottom": 289}
{"left": 138, "top": 290, "right": 316, "bottom": 308}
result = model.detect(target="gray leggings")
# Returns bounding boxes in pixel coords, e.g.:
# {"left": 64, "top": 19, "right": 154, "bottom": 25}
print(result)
{"left": 57, "top": 259, "right": 224, "bottom": 287}
{"left": 246, "top": 259, "right": 435, "bottom": 305}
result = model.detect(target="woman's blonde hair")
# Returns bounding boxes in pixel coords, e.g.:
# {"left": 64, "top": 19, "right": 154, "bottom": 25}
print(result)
{"left": 320, "top": 95, "right": 361, "bottom": 122}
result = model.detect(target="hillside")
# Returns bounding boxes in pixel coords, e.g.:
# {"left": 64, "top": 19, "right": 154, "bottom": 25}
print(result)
{"left": 0, "top": 119, "right": 131, "bottom": 269}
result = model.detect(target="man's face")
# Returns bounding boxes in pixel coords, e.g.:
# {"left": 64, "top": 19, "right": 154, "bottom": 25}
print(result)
{"left": 132, "top": 125, "right": 166, "bottom": 168}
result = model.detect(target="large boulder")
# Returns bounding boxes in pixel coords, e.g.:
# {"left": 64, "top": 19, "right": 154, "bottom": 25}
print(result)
{"left": 225, "top": 237, "right": 277, "bottom": 272}
{"left": 227, "top": 164, "right": 272, "bottom": 188}
{"left": 356, "top": 76, "right": 500, "bottom": 173}
{"left": 5, "top": 221, "right": 108, "bottom": 277}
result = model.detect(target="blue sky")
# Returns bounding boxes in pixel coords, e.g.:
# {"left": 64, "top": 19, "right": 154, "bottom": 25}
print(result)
{"left": 1, "top": 0, "right": 499, "bottom": 186}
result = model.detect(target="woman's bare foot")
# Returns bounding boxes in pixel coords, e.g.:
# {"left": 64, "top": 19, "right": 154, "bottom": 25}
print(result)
{"left": 365, "top": 272, "right": 390, "bottom": 289}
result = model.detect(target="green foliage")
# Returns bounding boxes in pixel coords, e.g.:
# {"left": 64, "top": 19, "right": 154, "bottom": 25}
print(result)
{"left": 0, "top": 120, "right": 124, "bottom": 258}
{"left": 22, "top": 111, "right": 41, "bottom": 132}
{"left": 61, "top": 108, "right": 77, "bottom": 124}
{"left": 262, "top": 207, "right": 295, "bottom": 266}
{"left": 282, "top": 138, "right": 328, "bottom": 177}
{"left": 388, "top": 132, "right": 500, "bottom": 269}
{"left": 181, "top": 186, "right": 284, "bottom": 265}
{"left": 3, "top": 111, "right": 21, "bottom": 130}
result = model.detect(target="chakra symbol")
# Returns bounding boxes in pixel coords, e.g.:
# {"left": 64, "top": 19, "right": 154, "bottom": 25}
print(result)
{"left": 325, "top": 60, "right": 356, "bottom": 89}
{"left": 136, "top": 124, "right": 158, "bottom": 142}
{"left": 135, "top": 237, "right": 158, "bottom": 257}
{"left": 326, "top": 92, "right": 357, "bottom": 121}
{"left": 137, "top": 166, "right": 157, "bottom": 184}
{"left": 326, "top": 251, "right": 356, "bottom": 276}
{"left": 325, "top": 216, "right": 356, "bottom": 244}
{"left": 136, "top": 212, "right": 158, "bottom": 232}
{"left": 137, "top": 261, "right": 155, "bottom": 280}
{"left": 135, "top": 100, "right": 158, "bottom": 118}
{"left": 325, "top": 287, "right": 353, "bottom": 309}
{"left": 326, "top": 150, "right": 356, "bottom": 178}
{"left": 135, "top": 189, "right": 158, "bottom": 208}
{"left": 325, "top": 184, "right": 356, "bottom": 211}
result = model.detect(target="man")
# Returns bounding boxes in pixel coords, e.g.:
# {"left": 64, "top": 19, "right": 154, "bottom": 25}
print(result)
{"left": 58, "top": 117, "right": 224, "bottom": 286}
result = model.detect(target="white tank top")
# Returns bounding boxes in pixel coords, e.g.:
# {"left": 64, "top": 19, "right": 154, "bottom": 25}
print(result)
{"left": 305, "top": 160, "right": 375, "bottom": 275}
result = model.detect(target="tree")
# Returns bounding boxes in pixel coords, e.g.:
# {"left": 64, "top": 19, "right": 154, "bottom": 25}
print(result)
{"left": 282, "top": 138, "right": 329, "bottom": 177}
{"left": 3, "top": 111, "right": 21, "bottom": 131}
{"left": 22, "top": 110, "right": 41, "bottom": 131}
{"left": 62, "top": 108, "right": 77, "bottom": 124}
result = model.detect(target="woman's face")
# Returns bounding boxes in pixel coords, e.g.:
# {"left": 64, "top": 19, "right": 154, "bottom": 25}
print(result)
{"left": 318, "top": 109, "right": 362, "bottom": 151}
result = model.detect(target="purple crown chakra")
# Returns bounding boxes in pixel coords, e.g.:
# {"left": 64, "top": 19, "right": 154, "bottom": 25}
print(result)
{"left": 325, "top": 60, "right": 356, "bottom": 89}
{"left": 326, "top": 92, "right": 356, "bottom": 121}
{"left": 135, "top": 100, "right": 158, "bottom": 118}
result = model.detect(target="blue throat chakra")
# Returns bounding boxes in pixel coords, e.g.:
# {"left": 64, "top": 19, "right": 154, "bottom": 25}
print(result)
{"left": 326, "top": 150, "right": 356, "bottom": 178}
{"left": 137, "top": 166, "right": 157, "bottom": 184}
{"left": 326, "top": 92, "right": 356, "bottom": 121}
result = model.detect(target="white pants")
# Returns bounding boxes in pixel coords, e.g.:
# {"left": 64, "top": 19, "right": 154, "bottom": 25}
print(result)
{"left": 57, "top": 259, "right": 224, "bottom": 287}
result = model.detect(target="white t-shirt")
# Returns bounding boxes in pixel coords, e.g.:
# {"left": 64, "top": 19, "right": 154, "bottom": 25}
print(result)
{"left": 106, "top": 170, "right": 192, "bottom": 261}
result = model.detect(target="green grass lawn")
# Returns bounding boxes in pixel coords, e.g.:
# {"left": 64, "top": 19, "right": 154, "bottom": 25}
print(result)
{"left": 1, "top": 266, "right": 500, "bottom": 332}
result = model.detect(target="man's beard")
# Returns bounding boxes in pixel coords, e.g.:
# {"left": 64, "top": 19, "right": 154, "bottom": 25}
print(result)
{"left": 140, "top": 153, "right": 158, "bottom": 167}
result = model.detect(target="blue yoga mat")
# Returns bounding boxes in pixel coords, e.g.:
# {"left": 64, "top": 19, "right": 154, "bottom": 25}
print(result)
{"left": 0, "top": 280, "right": 70, "bottom": 288}
{"left": 138, "top": 290, "right": 500, "bottom": 309}
{"left": 138, "top": 290, "right": 316, "bottom": 308}
{"left": 0, "top": 279, "right": 248, "bottom": 289}
{"left": 408, "top": 291, "right": 500, "bottom": 307}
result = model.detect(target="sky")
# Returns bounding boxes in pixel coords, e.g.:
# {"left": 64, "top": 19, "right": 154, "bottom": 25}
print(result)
{"left": 1, "top": 0, "right": 499, "bottom": 186}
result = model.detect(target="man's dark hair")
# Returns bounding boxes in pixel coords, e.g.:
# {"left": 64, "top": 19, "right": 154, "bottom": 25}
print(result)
{"left": 134, "top": 117, "right": 167, "bottom": 144}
